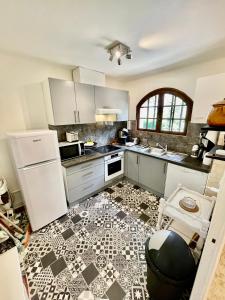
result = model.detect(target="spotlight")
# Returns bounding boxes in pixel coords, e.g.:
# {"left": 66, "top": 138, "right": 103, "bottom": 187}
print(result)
{"left": 109, "top": 53, "right": 113, "bottom": 61}
{"left": 115, "top": 50, "right": 121, "bottom": 58}
{"left": 126, "top": 53, "right": 132, "bottom": 59}
{"left": 106, "top": 41, "right": 132, "bottom": 65}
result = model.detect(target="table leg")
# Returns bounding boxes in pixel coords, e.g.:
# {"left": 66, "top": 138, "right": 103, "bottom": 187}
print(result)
{"left": 156, "top": 198, "right": 166, "bottom": 230}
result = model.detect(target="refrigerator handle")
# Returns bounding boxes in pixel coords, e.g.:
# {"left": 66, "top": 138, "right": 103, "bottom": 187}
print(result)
{"left": 21, "top": 159, "right": 57, "bottom": 170}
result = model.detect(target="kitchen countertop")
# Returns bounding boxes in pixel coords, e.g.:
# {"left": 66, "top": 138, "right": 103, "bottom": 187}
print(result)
{"left": 61, "top": 145, "right": 211, "bottom": 173}
{"left": 61, "top": 148, "right": 122, "bottom": 168}
{"left": 120, "top": 145, "right": 211, "bottom": 173}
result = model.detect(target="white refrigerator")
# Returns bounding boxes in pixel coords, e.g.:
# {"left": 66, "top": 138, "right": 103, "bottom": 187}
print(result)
{"left": 8, "top": 130, "right": 67, "bottom": 231}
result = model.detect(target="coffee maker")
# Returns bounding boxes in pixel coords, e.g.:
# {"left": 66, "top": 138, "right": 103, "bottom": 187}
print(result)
{"left": 192, "top": 131, "right": 217, "bottom": 160}
{"left": 118, "top": 128, "right": 129, "bottom": 145}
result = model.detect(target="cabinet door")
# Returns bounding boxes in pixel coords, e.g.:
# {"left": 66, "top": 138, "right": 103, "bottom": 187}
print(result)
{"left": 75, "top": 82, "right": 96, "bottom": 124}
{"left": 164, "top": 163, "right": 208, "bottom": 198}
{"left": 139, "top": 154, "right": 167, "bottom": 195}
{"left": 48, "top": 78, "right": 76, "bottom": 125}
{"left": 126, "top": 151, "right": 139, "bottom": 182}
{"left": 95, "top": 86, "right": 128, "bottom": 121}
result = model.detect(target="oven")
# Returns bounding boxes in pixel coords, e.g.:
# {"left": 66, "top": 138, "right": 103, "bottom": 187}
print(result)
{"left": 104, "top": 151, "right": 124, "bottom": 181}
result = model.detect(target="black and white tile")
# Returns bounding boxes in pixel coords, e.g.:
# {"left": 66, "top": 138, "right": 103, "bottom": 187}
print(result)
{"left": 24, "top": 180, "right": 187, "bottom": 300}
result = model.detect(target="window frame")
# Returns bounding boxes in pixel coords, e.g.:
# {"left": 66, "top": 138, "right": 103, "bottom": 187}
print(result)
{"left": 136, "top": 87, "right": 193, "bottom": 135}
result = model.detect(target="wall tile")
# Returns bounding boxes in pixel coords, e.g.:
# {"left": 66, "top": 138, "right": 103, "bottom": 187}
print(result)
{"left": 130, "top": 121, "right": 205, "bottom": 154}
{"left": 49, "top": 122, "right": 127, "bottom": 145}
{"left": 49, "top": 121, "right": 204, "bottom": 155}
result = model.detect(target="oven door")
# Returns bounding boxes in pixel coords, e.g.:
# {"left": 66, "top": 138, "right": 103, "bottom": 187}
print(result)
{"left": 105, "top": 156, "right": 124, "bottom": 181}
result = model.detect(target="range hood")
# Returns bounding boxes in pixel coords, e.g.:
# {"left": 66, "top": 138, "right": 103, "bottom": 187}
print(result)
{"left": 95, "top": 107, "right": 121, "bottom": 123}
{"left": 96, "top": 108, "right": 121, "bottom": 115}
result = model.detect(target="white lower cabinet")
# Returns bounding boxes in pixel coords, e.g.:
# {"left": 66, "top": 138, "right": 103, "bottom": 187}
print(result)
{"left": 139, "top": 155, "right": 167, "bottom": 195}
{"left": 164, "top": 163, "right": 208, "bottom": 198}
{"left": 125, "top": 151, "right": 208, "bottom": 198}
{"left": 68, "top": 176, "right": 104, "bottom": 203}
{"left": 63, "top": 152, "right": 209, "bottom": 204}
{"left": 125, "top": 151, "right": 167, "bottom": 196}
{"left": 125, "top": 151, "right": 139, "bottom": 182}
{"left": 63, "top": 158, "right": 105, "bottom": 205}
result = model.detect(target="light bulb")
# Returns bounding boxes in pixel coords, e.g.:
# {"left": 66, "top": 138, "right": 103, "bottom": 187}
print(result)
{"left": 115, "top": 50, "right": 121, "bottom": 58}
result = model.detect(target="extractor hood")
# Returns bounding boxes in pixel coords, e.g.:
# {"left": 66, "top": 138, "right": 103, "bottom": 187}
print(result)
{"left": 95, "top": 107, "right": 121, "bottom": 123}
{"left": 96, "top": 108, "right": 121, "bottom": 115}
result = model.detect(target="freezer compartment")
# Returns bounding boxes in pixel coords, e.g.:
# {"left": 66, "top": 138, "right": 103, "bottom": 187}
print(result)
{"left": 18, "top": 160, "right": 67, "bottom": 231}
{"left": 8, "top": 130, "right": 59, "bottom": 168}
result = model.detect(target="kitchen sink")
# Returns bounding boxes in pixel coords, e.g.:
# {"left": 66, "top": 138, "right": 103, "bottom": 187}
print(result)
{"left": 130, "top": 145, "right": 187, "bottom": 161}
{"left": 144, "top": 147, "right": 166, "bottom": 156}
{"left": 163, "top": 152, "right": 187, "bottom": 161}
{"left": 143, "top": 147, "right": 187, "bottom": 161}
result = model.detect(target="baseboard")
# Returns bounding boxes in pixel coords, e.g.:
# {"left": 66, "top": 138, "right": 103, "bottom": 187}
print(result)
{"left": 11, "top": 190, "right": 24, "bottom": 209}
{"left": 124, "top": 176, "right": 164, "bottom": 197}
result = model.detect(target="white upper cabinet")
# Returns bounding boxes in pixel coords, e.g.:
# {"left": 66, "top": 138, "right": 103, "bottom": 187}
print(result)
{"left": 43, "top": 78, "right": 129, "bottom": 125}
{"left": 95, "top": 86, "right": 129, "bottom": 121}
{"left": 43, "top": 78, "right": 96, "bottom": 125}
{"left": 192, "top": 73, "right": 225, "bottom": 123}
{"left": 75, "top": 82, "right": 95, "bottom": 124}
{"left": 43, "top": 78, "right": 77, "bottom": 125}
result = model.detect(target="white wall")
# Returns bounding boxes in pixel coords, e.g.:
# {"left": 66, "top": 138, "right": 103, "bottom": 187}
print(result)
{"left": 193, "top": 73, "right": 225, "bottom": 123}
{"left": 2, "top": 52, "right": 225, "bottom": 192}
{"left": 0, "top": 51, "right": 72, "bottom": 191}
{"left": 110, "top": 57, "right": 225, "bottom": 120}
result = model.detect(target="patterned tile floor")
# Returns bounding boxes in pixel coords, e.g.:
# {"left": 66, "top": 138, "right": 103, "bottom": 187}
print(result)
{"left": 24, "top": 180, "right": 185, "bottom": 300}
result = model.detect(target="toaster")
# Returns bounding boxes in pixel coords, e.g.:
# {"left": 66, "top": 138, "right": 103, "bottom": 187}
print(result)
{"left": 66, "top": 131, "right": 79, "bottom": 143}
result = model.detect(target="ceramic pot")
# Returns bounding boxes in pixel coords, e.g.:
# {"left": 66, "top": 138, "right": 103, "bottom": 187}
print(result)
{"left": 207, "top": 99, "right": 225, "bottom": 126}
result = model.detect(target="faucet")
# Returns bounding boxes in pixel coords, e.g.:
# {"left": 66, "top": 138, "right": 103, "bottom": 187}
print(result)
{"left": 156, "top": 143, "right": 168, "bottom": 153}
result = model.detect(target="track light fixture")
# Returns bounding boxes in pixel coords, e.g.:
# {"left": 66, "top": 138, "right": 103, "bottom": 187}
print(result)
{"left": 106, "top": 41, "right": 132, "bottom": 65}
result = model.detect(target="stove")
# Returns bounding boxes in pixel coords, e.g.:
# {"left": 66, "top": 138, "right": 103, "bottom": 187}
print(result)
{"left": 95, "top": 145, "right": 121, "bottom": 154}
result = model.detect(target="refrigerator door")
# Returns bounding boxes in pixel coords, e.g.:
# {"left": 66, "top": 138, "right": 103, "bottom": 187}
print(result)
{"left": 18, "top": 160, "right": 67, "bottom": 231}
{"left": 9, "top": 131, "right": 59, "bottom": 168}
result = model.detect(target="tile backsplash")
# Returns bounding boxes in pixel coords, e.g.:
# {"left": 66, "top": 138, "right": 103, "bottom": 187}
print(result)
{"left": 49, "top": 121, "right": 127, "bottom": 145}
{"left": 129, "top": 120, "right": 205, "bottom": 154}
{"left": 50, "top": 120, "right": 204, "bottom": 155}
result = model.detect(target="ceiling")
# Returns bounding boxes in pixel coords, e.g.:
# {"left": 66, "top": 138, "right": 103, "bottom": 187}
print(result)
{"left": 1, "top": 0, "right": 225, "bottom": 79}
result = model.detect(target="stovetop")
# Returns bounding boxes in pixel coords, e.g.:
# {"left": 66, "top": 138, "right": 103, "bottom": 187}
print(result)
{"left": 95, "top": 145, "right": 121, "bottom": 154}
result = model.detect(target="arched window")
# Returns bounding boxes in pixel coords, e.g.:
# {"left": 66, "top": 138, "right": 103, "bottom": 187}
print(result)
{"left": 136, "top": 88, "right": 193, "bottom": 135}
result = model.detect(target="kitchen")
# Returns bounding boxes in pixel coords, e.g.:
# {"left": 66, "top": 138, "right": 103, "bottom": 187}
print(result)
{"left": 1, "top": 1, "right": 225, "bottom": 300}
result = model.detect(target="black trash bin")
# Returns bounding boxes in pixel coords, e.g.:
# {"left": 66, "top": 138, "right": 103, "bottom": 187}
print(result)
{"left": 145, "top": 230, "right": 196, "bottom": 300}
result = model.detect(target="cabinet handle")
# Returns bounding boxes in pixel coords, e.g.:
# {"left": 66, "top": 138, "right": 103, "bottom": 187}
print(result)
{"left": 74, "top": 110, "right": 80, "bottom": 123}
{"left": 80, "top": 163, "right": 93, "bottom": 169}
{"left": 182, "top": 168, "right": 194, "bottom": 174}
{"left": 82, "top": 171, "right": 93, "bottom": 177}
{"left": 136, "top": 155, "right": 139, "bottom": 164}
{"left": 83, "top": 184, "right": 94, "bottom": 191}
{"left": 74, "top": 111, "right": 77, "bottom": 123}
{"left": 164, "top": 162, "right": 167, "bottom": 174}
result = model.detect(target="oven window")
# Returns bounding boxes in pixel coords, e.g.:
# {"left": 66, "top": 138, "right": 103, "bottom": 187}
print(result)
{"left": 108, "top": 160, "right": 121, "bottom": 176}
